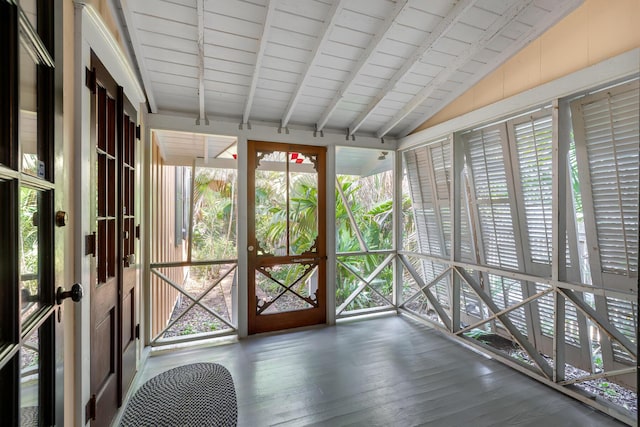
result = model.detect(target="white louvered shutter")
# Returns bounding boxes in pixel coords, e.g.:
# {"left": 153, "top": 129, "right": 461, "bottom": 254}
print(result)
{"left": 403, "top": 143, "right": 452, "bottom": 308}
{"left": 606, "top": 297, "right": 638, "bottom": 364}
{"left": 514, "top": 114, "right": 553, "bottom": 264}
{"left": 403, "top": 140, "right": 453, "bottom": 258}
{"left": 464, "top": 125, "right": 519, "bottom": 270}
{"left": 572, "top": 81, "right": 639, "bottom": 280}
{"left": 430, "top": 142, "right": 451, "bottom": 256}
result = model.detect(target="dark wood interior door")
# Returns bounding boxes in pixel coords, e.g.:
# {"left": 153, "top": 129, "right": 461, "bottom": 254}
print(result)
{"left": 247, "top": 141, "right": 326, "bottom": 334}
{"left": 90, "top": 78, "right": 119, "bottom": 427}
{"left": 89, "top": 56, "right": 139, "bottom": 426}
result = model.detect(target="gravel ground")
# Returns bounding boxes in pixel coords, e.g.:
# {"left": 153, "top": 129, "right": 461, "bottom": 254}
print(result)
{"left": 510, "top": 349, "right": 637, "bottom": 414}
{"left": 409, "top": 304, "right": 637, "bottom": 415}
{"left": 163, "top": 270, "right": 235, "bottom": 338}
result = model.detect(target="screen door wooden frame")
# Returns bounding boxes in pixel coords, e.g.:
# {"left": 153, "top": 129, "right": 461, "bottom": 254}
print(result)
{"left": 247, "top": 140, "right": 326, "bottom": 334}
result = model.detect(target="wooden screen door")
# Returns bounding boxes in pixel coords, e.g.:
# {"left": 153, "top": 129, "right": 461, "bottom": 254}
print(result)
{"left": 87, "top": 54, "right": 139, "bottom": 426}
{"left": 248, "top": 141, "right": 326, "bottom": 334}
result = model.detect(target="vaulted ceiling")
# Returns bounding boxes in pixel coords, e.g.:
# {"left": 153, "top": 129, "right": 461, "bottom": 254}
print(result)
{"left": 114, "top": 0, "right": 581, "bottom": 139}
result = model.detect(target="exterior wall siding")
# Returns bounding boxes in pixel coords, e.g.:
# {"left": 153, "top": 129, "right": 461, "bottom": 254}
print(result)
{"left": 150, "top": 134, "right": 185, "bottom": 339}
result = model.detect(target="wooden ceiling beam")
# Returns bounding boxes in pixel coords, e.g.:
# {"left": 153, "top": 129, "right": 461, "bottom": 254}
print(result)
{"left": 346, "top": 0, "right": 477, "bottom": 138}
{"left": 242, "top": 0, "right": 277, "bottom": 127}
{"left": 396, "top": 0, "right": 585, "bottom": 137}
{"left": 377, "top": 0, "right": 535, "bottom": 138}
{"left": 280, "top": 0, "right": 347, "bottom": 129}
{"left": 315, "top": 0, "right": 408, "bottom": 133}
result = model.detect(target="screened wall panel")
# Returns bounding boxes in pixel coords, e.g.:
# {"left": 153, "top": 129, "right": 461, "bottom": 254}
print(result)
{"left": 403, "top": 147, "right": 443, "bottom": 256}
{"left": 464, "top": 126, "right": 519, "bottom": 270}
{"left": 572, "top": 80, "right": 639, "bottom": 283}
{"left": 514, "top": 114, "right": 553, "bottom": 265}
{"left": 399, "top": 77, "right": 638, "bottom": 420}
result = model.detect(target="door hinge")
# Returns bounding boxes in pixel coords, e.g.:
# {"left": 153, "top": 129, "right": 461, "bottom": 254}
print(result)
{"left": 135, "top": 323, "right": 140, "bottom": 339}
{"left": 85, "top": 67, "right": 96, "bottom": 94}
{"left": 85, "top": 394, "right": 96, "bottom": 422}
{"left": 135, "top": 224, "right": 140, "bottom": 239}
{"left": 85, "top": 232, "right": 96, "bottom": 257}
{"left": 136, "top": 124, "right": 141, "bottom": 140}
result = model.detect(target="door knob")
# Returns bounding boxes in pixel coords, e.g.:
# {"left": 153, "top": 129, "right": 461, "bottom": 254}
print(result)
{"left": 124, "top": 254, "right": 136, "bottom": 266}
{"left": 56, "top": 283, "right": 84, "bottom": 305}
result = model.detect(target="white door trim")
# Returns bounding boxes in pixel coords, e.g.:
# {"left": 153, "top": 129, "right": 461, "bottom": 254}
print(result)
{"left": 73, "top": 3, "right": 144, "bottom": 425}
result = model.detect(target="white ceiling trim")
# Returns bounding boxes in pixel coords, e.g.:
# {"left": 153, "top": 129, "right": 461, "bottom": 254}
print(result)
{"left": 346, "top": 0, "right": 477, "bottom": 137}
{"left": 280, "top": 0, "right": 347, "bottom": 129}
{"left": 397, "top": 0, "right": 586, "bottom": 137}
{"left": 149, "top": 113, "right": 397, "bottom": 149}
{"left": 315, "top": 0, "right": 408, "bottom": 133}
{"left": 118, "top": 0, "right": 157, "bottom": 111}
{"left": 242, "top": 0, "right": 277, "bottom": 127}
{"left": 376, "top": 0, "right": 535, "bottom": 138}
{"left": 197, "top": 0, "right": 206, "bottom": 123}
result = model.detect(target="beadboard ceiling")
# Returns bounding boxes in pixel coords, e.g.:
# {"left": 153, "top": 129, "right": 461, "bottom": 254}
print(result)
{"left": 114, "top": 0, "right": 581, "bottom": 139}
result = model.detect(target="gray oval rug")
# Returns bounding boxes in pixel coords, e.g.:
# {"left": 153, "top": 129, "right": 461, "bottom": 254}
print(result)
{"left": 120, "top": 362, "right": 237, "bottom": 426}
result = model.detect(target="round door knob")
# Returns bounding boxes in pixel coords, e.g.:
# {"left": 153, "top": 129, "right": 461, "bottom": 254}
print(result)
{"left": 56, "top": 283, "right": 84, "bottom": 305}
{"left": 248, "top": 245, "right": 254, "bottom": 252}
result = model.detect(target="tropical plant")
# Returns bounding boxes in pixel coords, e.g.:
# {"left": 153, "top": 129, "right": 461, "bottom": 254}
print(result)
{"left": 190, "top": 167, "right": 237, "bottom": 276}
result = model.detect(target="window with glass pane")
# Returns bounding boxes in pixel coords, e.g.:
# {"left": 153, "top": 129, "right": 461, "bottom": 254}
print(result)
{"left": 20, "top": 327, "right": 40, "bottom": 425}
{"left": 335, "top": 147, "right": 395, "bottom": 314}
{"left": 20, "top": 186, "right": 43, "bottom": 323}
{"left": 0, "top": 1, "right": 56, "bottom": 425}
{"left": 19, "top": 42, "right": 40, "bottom": 177}
{"left": 21, "top": 0, "right": 38, "bottom": 31}
{"left": 254, "top": 149, "right": 319, "bottom": 257}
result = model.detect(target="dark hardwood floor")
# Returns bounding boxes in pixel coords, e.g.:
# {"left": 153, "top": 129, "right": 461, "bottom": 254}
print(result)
{"left": 120, "top": 314, "right": 628, "bottom": 426}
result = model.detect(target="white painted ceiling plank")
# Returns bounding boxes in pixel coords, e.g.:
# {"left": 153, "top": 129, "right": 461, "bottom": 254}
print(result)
{"left": 119, "top": 0, "right": 158, "bottom": 112}
{"left": 376, "top": 0, "right": 535, "bottom": 138}
{"left": 346, "top": 0, "right": 477, "bottom": 137}
{"left": 280, "top": 0, "right": 347, "bottom": 128}
{"left": 397, "top": 0, "right": 584, "bottom": 136}
{"left": 121, "top": 0, "right": 585, "bottom": 137}
{"left": 133, "top": 13, "right": 197, "bottom": 40}
{"left": 316, "top": 0, "right": 408, "bottom": 132}
{"left": 146, "top": 60, "right": 198, "bottom": 79}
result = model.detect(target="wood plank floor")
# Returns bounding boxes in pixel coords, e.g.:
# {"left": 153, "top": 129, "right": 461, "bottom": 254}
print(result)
{"left": 121, "top": 314, "right": 627, "bottom": 426}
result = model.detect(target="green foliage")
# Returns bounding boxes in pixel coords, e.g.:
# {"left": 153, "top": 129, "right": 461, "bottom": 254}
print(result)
{"left": 20, "top": 187, "right": 40, "bottom": 297}
{"left": 189, "top": 163, "right": 403, "bottom": 312}
{"left": 463, "top": 328, "right": 494, "bottom": 346}
{"left": 190, "top": 168, "right": 237, "bottom": 275}
{"left": 179, "top": 325, "right": 194, "bottom": 335}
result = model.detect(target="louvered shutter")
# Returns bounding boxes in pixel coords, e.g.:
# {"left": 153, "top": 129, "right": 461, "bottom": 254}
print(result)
{"left": 430, "top": 142, "right": 451, "bottom": 256}
{"left": 606, "top": 297, "right": 637, "bottom": 364}
{"left": 403, "top": 147, "right": 441, "bottom": 256}
{"left": 572, "top": 81, "right": 639, "bottom": 280}
{"left": 514, "top": 115, "right": 554, "bottom": 264}
{"left": 403, "top": 139, "right": 453, "bottom": 258}
{"left": 535, "top": 283, "right": 582, "bottom": 347}
{"left": 464, "top": 125, "right": 519, "bottom": 270}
